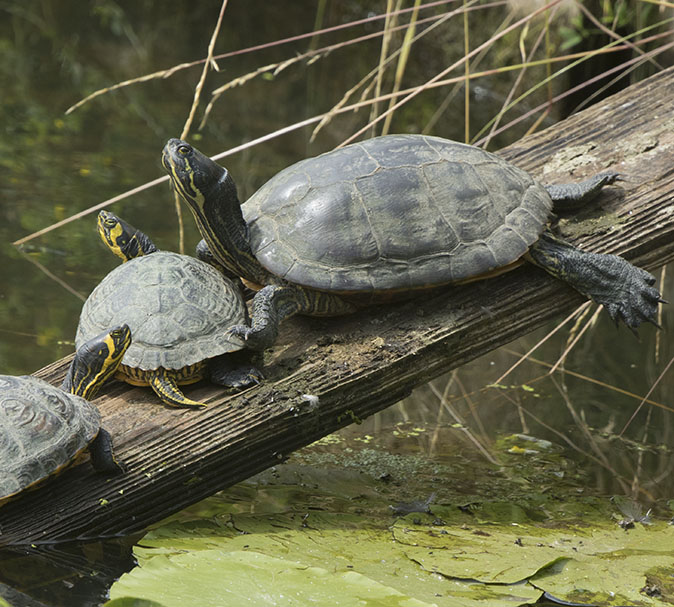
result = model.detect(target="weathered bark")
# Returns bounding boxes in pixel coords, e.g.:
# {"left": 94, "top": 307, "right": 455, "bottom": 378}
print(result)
{"left": 1, "top": 67, "right": 672, "bottom": 546}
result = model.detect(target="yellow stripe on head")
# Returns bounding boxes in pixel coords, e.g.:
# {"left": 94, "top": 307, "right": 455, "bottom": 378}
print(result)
{"left": 98, "top": 211, "right": 128, "bottom": 260}
{"left": 72, "top": 325, "right": 132, "bottom": 400}
{"left": 97, "top": 211, "right": 157, "bottom": 261}
{"left": 167, "top": 156, "right": 207, "bottom": 212}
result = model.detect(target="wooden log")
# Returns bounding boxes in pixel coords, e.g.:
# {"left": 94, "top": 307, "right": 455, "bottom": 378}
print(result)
{"left": 1, "top": 67, "right": 673, "bottom": 546}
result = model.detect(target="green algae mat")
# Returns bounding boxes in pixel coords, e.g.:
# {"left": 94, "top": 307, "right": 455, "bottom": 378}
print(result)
{"left": 106, "top": 431, "right": 674, "bottom": 607}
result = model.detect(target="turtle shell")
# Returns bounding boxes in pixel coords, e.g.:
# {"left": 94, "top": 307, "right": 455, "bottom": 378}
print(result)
{"left": 0, "top": 375, "right": 100, "bottom": 501}
{"left": 76, "top": 252, "right": 246, "bottom": 371}
{"left": 243, "top": 134, "right": 553, "bottom": 292}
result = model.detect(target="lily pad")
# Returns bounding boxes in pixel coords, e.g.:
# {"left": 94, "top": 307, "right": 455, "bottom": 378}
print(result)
{"left": 393, "top": 515, "right": 674, "bottom": 605}
{"left": 106, "top": 455, "right": 673, "bottom": 607}
{"left": 108, "top": 550, "right": 436, "bottom": 607}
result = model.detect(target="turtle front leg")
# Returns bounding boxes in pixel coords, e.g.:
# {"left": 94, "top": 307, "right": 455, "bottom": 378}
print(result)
{"left": 88, "top": 427, "right": 124, "bottom": 473}
{"left": 150, "top": 369, "right": 206, "bottom": 408}
{"left": 527, "top": 231, "right": 663, "bottom": 330}
{"left": 545, "top": 171, "right": 621, "bottom": 212}
{"left": 228, "top": 284, "right": 356, "bottom": 350}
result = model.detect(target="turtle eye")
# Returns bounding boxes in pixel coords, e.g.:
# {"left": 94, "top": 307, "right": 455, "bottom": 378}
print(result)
{"left": 177, "top": 145, "right": 191, "bottom": 156}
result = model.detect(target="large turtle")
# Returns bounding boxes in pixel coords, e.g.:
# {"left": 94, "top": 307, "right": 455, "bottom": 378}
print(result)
{"left": 162, "top": 134, "right": 663, "bottom": 350}
{"left": 75, "top": 211, "right": 261, "bottom": 408}
{"left": 0, "top": 325, "right": 131, "bottom": 502}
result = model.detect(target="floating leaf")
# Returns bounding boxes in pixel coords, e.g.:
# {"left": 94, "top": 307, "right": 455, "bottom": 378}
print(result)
{"left": 108, "top": 550, "right": 436, "bottom": 607}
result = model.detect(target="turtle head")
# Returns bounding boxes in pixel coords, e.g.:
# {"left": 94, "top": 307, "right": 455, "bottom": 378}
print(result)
{"left": 98, "top": 210, "right": 157, "bottom": 261}
{"left": 161, "top": 138, "right": 239, "bottom": 216}
{"left": 161, "top": 139, "right": 262, "bottom": 282}
{"left": 63, "top": 324, "right": 132, "bottom": 399}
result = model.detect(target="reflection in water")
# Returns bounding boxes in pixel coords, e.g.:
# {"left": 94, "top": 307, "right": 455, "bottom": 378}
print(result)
{"left": 0, "top": 539, "right": 137, "bottom": 607}
{"left": 363, "top": 332, "right": 674, "bottom": 507}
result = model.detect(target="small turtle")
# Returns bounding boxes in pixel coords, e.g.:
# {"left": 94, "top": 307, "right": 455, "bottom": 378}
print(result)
{"left": 390, "top": 492, "right": 437, "bottom": 517}
{"left": 0, "top": 325, "right": 131, "bottom": 502}
{"left": 75, "top": 211, "right": 262, "bottom": 408}
{"left": 162, "top": 135, "right": 663, "bottom": 350}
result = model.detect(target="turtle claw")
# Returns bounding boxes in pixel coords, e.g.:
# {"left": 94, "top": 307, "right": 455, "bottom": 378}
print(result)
{"left": 594, "top": 171, "right": 623, "bottom": 186}
{"left": 601, "top": 278, "right": 662, "bottom": 332}
{"left": 227, "top": 324, "right": 252, "bottom": 341}
{"left": 546, "top": 170, "right": 626, "bottom": 211}
{"left": 530, "top": 234, "right": 664, "bottom": 331}
{"left": 227, "top": 323, "right": 277, "bottom": 351}
{"left": 641, "top": 272, "right": 656, "bottom": 287}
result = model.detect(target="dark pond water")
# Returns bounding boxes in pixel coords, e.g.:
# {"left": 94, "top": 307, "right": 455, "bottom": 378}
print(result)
{"left": 1, "top": 2, "right": 672, "bottom": 606}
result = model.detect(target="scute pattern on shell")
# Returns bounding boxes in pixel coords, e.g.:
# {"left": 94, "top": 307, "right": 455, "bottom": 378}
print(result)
{"left": 0, "top": 375, "right": 100, "bottom": 499}
{"left": 243, "top": 134, "right": 553, "bottom": 292}
{"left": 76, "top": 252, "right": 246, "bottom": 371}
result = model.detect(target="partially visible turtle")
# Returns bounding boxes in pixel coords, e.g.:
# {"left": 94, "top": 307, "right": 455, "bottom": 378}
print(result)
{"left": 0, "top": 325, "right": 131, "bottom": 502}
{"left": 162, "top": 135, "right": 663, "bottom": 350}
{"left": 76, "top": 211, "right": 261, "bottom": 408}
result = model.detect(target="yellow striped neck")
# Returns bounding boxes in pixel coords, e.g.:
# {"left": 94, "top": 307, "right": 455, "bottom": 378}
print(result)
{"left": 65, "top": 326, "right": 131, "bottom": 399}
{"left": 167, "top": 154, "right": 271, "bottom": 285}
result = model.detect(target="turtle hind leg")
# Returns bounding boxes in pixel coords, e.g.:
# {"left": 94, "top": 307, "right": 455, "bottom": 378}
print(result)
{"left": 209, "top": 351, "right": 264, "bottom": 389}
{"left": 527, "top": 231, "right": 663, "bottom": 330}
{"left": 89, "top": 427, "right": 124, "bottom": 474}
{"left": 150, "top": 369, "right": 207, "bottom": 408}
{"left": 546, "top": 171, "right": 622, "bottom": 212}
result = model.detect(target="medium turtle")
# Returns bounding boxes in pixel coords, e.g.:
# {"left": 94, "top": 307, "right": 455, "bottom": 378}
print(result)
{"left": 162, "top": 134, "right": 663, "bottom": 350}
{"left": 0, "top": 325, "right": 131, "bottom": 502}
{"left": 75, "top": 211, "right": 262, "bottom": 408}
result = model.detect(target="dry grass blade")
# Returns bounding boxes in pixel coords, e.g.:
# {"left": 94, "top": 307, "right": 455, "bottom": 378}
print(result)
{"left": 428, "top": 381, "right": 500, "bottom": 465}
{"left": 313, "top": 1, "right": 511, "bottom": 140}
{"left": 173, "top": 0, "right": 229, "bottom": 254}
{"left": 501, "top": 348, "right": 674, "bottom": 414}
{"left": 513, "top": 388, "right": 632, "bottom": 494}
{"left": 462, "top": 0, "right": 470, "bottom": 143}
{"left": 631, "top": 404, "right": 653, "bottom": 497}
{"left": 482, "top": 5, "right": 561, "bottom": 147}
{"left": 15, "top": 29, "right": 670, "bottom": 249}
{"left": 548, "top": 303, "right": 601, "bottom": 375}
{"left": 339, "top": 0, "right": 564, "bottom": 148}
{"left": 655, "top": 265, "right": 666, "bottom": 363}
{"left": 423, "top": 8, "right": 515, "bottom": 135}
{"left": 474, "top": 20, "right": 674, "bottom": 144}
{"left": 492, "top": 301, "right": 592, "bottom": 385}
{"left": 550, "top": 375, "right": 615, "bottom": 472}
{"left": 382, "top": 0, "right": 422, "bottom": 136}
{"left": 12, "top": 174, "right": 169, "bottom": 247}
{"left": 201, "top": 50, "right": 326, "bottom": 130}
{"left": 15, "top": 248, "right": 86, "bottom": 302}
{"left": 451, "top": 372, "right": 491, "bottom": 445}
{"left": 312, "top": 6, "right": 470, "bottom": 141}
{"left": 65, "top": 0, "right": 457, "bottom": 116}
{"left": 577, "top": 1, "right": 665, "bottom": 71}
{"left": 182, "top": 0, "right": 229, "bottom": 139}
{"left": 476, "top": 35, "right": 674, "bottom": 144}
{"left": 65, "top": 65, "right": 195, "bottom": 115}
{"left": 619, "top": 354, "right": 674, "bottom": 436}
{"left": 369, "top": 0, "right": 398, "bottom": 136}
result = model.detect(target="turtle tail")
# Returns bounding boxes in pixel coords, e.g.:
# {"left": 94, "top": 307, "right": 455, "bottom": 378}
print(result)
{"left": 150, "top": 369, "right": 206, "bottom": 408}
